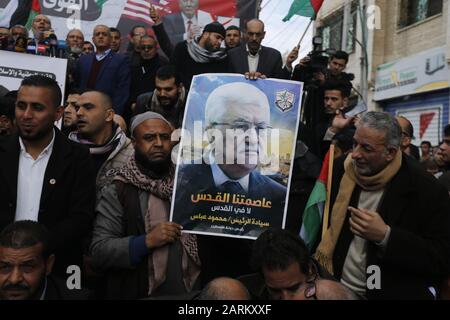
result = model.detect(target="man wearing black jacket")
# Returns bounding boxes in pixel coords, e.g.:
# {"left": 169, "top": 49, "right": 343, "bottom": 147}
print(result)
{"left": 314, "top": 112, "right": 450, "bottom": 299}
{"left": 0, "top": 75, "right": 96, "bottom": 278}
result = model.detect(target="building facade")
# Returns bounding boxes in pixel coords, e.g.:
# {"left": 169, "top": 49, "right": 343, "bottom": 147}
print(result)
{"left": 314, "top": 0, "right": 450, "bottom": 147}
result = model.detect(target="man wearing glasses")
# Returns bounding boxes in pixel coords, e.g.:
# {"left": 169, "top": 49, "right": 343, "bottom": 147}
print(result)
{"left": 130, "top": 35, "right": 167, "bottom": 104}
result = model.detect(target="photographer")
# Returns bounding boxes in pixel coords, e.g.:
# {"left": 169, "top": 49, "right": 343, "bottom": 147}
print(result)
{"left": 292, "top": 42, "right": 354, "bottom": 159}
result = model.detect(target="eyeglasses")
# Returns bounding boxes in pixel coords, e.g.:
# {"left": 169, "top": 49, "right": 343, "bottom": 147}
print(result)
{"left": 211, "top": 121, "right": 272, "bottom": 132}
{"left": 140, "top": 45, "right": 154, "bottom": 50}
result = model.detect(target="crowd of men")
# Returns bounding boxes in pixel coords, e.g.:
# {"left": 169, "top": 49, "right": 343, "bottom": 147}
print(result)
{"left": 0, "top": 4, "right": 450, "bottom": 301}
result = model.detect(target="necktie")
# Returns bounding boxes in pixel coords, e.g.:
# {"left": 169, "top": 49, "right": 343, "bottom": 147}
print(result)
{"left": 221, "top": 181, "right": 246, "bottom": 195}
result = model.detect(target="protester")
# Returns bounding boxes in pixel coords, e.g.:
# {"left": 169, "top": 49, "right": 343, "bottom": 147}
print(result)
{"left": 228, "top": 19, "right": 290, "bottom": 79}
{"left": 0, "top": 75, "right": 96, "bottom": 277}
{"left": 225, "top": 25, "right": 241, "bottom": 50}
{"left": 396, "top": 116, "right": 420, "bottom": 161}
{"left": 243, "top": 229, "right": 332, "bottom": 300}
{"left": 82, "top": 41, "right": 94, "bottom": 55}
{"left": 0, "top": 221, "right": 91, "bottom": 300}
{"left": 171, "top": 21, "right": 228, "bottom": 89}
{"left": 69, "top": 90, "right": 133, "bottom": 193}
{"left": 74, "top": 25, "right": 130, "bottom": 115}
{"left": 420, "top": 141, "right": 432, "bottom": 162}
{"left": 130, "top": 35, "right": 168, "bottom": 104}
{"left": 133, "top": 65, "right": 185, "bottom": 129}
{"left": 198, "top": 277, "right": 250, "bottom": 300}
{"left": 313, "top": 112, "right": 450, "bottom": 299}
{"left": 110, "top": 27, "right": 122, "bottom": 53}
{"left": 61, "top": 90, "right": 80, "bottom": 136}
{"left": 90, "top": 112, "right": 200, "bottom": 299}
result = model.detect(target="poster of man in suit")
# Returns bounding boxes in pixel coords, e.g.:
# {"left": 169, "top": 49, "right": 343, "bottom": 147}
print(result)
{"left": 170, "top": 74, "right": 303, "bottom": 239}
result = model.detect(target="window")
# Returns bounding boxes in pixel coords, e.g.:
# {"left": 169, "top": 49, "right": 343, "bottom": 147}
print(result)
{"left": 318, "top": 5, "right": 357, "bottom": 52}
{"left": 398, "top": 0, "right": 443, "bottom": 28}
{"left": 319, "top": 14, "right": 343, "bottom": 51}
{"left": 346, "top": 10, "right": 357, "bottom": 53}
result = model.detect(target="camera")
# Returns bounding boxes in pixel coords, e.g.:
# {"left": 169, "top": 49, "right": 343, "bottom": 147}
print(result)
{"left": 302, "top": 36, "right": 336, "bottom": 85}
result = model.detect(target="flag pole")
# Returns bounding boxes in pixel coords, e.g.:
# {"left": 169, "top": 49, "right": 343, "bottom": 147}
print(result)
{"left": 322, "top": 144, "right": 334, "bottom": 239}
{"left": 297, "top": 18, "right": 313, "bottom": 47}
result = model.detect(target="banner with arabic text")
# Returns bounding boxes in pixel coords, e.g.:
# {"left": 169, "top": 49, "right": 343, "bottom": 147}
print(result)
{"left": 0, "top": 50, "right": 67, "bottom": 104}
{"left": 170, "top": 74, "right": 303, "bottom": 240}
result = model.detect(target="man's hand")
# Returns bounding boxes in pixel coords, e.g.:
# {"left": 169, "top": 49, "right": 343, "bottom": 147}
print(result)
{"left": 299, "top": 56, "right": 310, "bottom": 67}
{"left": 245, "top": 72, "right": 266, "bottom": 80}
{"left": 145, "top": 222, "right": 183, "bottom": 249}
{"left": 330, "top": 110, "right": 354, "bottom": 134}
{"left": 150, "top": 5, "right": 161, "bottom": 24}
{"left": 187, "top": 25, "right": 202, "bottom": 41}
{"left": 348, "top": 207, "right": 388, "bottom": 243}
{"left": 43, "top": 29, "right": 54, "bottom": 39}
{"left": 286, "top": 46, "right": 299, "bottom": 68}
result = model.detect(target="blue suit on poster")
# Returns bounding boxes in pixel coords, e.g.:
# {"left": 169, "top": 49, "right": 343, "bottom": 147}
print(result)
{"left": 173, "top": 163, "right": 287, "bottom": 238}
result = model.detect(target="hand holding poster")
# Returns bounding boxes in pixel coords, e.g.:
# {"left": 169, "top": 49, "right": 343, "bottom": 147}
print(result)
{"left": 170, "top": 74, "right": 303, "bottom": 240}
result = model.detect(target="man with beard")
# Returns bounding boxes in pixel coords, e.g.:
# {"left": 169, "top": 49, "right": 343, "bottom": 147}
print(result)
{"left": 90, "top": 112, "right": 201, "bottom": 299}
{"left": 171, "top": 21, "right": 228, "bottom": 89}
{"left": 61, "top": 90, "right": 80, "bottom": 136}
{"left": 0, "top": 221, "right": 90, "bottom": 300}
{"left": 0, "top": 75, "right": 96, "bottom": 278}
{"left": 228, "top": 19, "right": 290, "bottom": 80}
{"left": 74, "top": 25, "right": 130, "bottom": 115}
{"left": 133, "top": 65, "right": 185, "bottom": 129}
{"left": 68, "top": 90, "right": 134, "bottom": 194}
{"left": 66, "top": 29, "right": 84, "bottom": 54}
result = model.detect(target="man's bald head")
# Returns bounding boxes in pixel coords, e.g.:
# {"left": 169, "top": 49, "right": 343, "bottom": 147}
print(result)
{"left": 199, "top": 277, "right": 250, "bottom": 300}
{"left": 246, "top": 19, "right": 265, "bottom": 32}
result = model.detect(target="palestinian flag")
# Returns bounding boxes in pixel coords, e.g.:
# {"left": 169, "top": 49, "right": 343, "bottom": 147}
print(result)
{"left": 25, "top": 0, "right": 41, "bottom": 30}
{"left": 283, "top": 0, "right": 324, "bottom": 21}
{"left": 300, "top": 149, "right": 330, "bottom": 252}
{"left": 0, "top": 0, "right": 33, "bottom": 28}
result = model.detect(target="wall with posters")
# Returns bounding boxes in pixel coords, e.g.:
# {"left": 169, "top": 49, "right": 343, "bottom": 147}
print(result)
{"left": 382, "top": 89, "right": 449, "bottom": 147}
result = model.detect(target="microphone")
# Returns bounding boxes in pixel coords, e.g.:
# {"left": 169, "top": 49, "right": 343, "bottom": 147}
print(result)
{"left": 37, "top": 44, "right": 47, "bottom": 55}
{"left": 27, "top": 38, "right": 37, "bottom": 54}
{"left": 46, "top": 33, "right": 58, "bottom": 57}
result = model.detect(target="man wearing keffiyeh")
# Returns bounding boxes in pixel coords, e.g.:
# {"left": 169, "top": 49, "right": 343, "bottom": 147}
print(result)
{"left": 90, "top": 112, "right": 200, "bottom": 300}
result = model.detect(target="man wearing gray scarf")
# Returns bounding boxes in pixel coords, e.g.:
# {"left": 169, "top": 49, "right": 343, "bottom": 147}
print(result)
{"left": 171, "top": 21, "right": 229, "bottom": 89}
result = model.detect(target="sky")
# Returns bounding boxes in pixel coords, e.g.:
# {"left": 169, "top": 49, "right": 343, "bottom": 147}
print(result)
{"left": 259, "top": 0, "right": 313, "bottom": 64}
